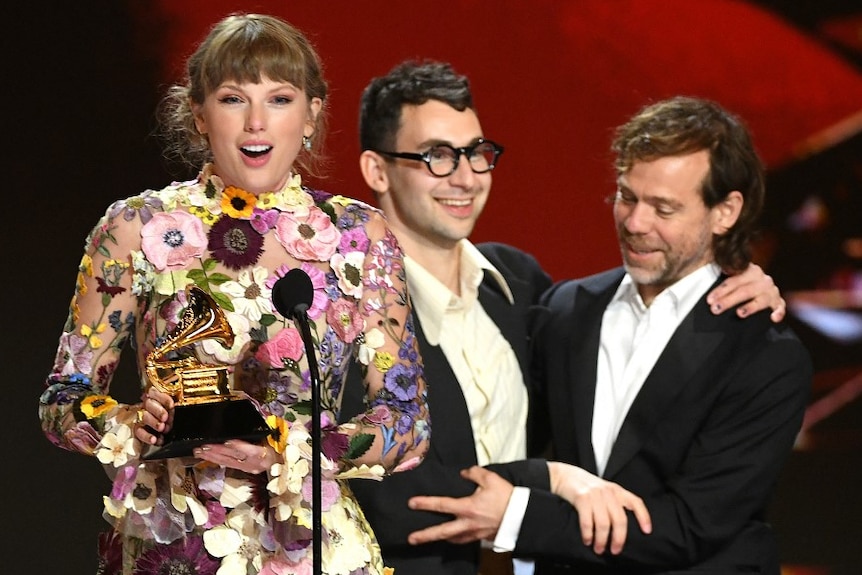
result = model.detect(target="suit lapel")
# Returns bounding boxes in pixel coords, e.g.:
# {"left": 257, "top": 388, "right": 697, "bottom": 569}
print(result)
{"left": 478, "top": 272, "right": 530, "bottom": 375}
{"left": 602, "top": 284, "right": 727, "bottom": 479}
{"left": 565, "top": 271, "right": 625, "bottom": 474}
{"left": 412, "top": 312, "right": 478, "bottom": 467}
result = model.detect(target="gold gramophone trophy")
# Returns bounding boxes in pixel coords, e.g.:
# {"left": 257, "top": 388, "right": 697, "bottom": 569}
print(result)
{"left": 141, "top": 285, "right": 271, "bottom": 460}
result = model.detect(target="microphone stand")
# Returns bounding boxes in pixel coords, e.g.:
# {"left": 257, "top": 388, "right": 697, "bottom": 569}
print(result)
{"left": 292, "top": 304, "right": 322, "bottom": 575}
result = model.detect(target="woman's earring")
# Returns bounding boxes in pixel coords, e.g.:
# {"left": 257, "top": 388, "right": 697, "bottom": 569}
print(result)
{"left": 302, "top": 136, "right": 312, "bottom": 151}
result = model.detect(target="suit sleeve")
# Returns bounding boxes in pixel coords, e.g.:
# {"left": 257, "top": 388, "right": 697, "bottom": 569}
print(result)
{"left": 348, "top": 460, "right": 480, "bottom": 546}
{"left": 512, "top": 327, "right": 811, "bottom": 569}
{"left": 524, "top": 281, "right": 561, "bottom": 458}
{"left": 339, "top": 352, "right": 478, "bottom": 546}
{"left": 487, "top": 458, "right": 551, "bottom": 488}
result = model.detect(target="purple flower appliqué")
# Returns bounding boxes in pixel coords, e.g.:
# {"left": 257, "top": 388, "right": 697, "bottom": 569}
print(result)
{"left": 383, "top": 364, "right": 419, "bottom": 401}
{"left": 97, "top": 530, "right": 124, "bottom": 575}
{"left": 108, "top": 190, "right": 163, "bottom": 224}
{"left": 133, "top": 535, "right": 220, "bottom": 575}
{"left": 208, "top": 216, "right": 264, "bottom": 271}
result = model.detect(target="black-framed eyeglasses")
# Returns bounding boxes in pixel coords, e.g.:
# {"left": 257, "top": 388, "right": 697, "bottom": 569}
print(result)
{"left": 373, "top": 139, "right": 504, "bottom": 177}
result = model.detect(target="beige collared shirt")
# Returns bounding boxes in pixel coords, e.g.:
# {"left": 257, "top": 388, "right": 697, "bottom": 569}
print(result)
{"left": 405, "top": 240, "right": 527, "bottom": 466}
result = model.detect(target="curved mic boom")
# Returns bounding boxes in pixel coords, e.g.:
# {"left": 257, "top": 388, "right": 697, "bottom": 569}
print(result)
{"left": 270, "top": 266, "right": 324, "bottom": 575}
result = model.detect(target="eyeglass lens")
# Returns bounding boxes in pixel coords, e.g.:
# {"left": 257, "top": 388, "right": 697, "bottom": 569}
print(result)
{"left": 427, "top": 141, "right": 499, "bottom": 176}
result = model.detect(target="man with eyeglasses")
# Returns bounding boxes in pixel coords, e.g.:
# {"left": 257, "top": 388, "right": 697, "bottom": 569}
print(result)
{"left": 339, "top": 59, "right": 554, "bottom": 575}
{"left": 339, "top": 62, "right": 785, "bottom": 575}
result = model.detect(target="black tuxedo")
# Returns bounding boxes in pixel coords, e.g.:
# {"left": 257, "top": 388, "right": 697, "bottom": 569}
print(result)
{"left": 492, "top": 267, "right": 811, "bottom": 575}
{"left": 339, "top": 242, "right": 551, "bottom": 575}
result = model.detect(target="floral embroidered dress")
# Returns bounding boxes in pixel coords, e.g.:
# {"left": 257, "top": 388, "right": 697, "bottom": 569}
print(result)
{"left": 39, "top": 165, "right": 431, "bottom": 575}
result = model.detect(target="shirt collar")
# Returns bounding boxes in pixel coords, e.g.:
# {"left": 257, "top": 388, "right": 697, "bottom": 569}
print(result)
{"left": 611, "top": 263, "right": 721, "bottom": 316}
{"left": 404, "top": 239, "right": 515, "bottom": 345}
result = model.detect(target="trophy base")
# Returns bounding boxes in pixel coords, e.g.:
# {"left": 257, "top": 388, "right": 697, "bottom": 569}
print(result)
{"left": 141, "top": 397, "right": 271, "bottom": 460}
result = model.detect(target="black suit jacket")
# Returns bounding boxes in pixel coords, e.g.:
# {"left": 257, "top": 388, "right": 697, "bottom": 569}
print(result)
{"left": 493, "top": 267, "right": 811, "bottom": 575}
{"left": 339, "top": 242, "right": 551, "bottom": 575}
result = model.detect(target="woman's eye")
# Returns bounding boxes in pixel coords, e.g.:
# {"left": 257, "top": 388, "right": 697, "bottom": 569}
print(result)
{"left": 219, "top": 95, "right": 243, "bottom": 105}
{"left": 272, "top": 95, "right": 294, "bottom": 105}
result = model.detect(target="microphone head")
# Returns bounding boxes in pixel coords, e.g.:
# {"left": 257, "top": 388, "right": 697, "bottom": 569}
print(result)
{"left": 272, "top": 268, "right": 315, "bottom": 319}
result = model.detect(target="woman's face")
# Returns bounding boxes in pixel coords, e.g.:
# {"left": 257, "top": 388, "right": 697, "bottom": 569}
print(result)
{"left": 193, "top": 76, "right": 321, "bottom": 194}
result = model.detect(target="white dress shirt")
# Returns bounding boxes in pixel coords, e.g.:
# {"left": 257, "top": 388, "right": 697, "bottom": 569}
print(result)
{"left": 593, "top": 263, "right": 720, "bottom": 475}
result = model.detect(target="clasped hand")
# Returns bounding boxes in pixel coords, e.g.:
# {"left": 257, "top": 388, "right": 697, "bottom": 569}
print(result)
{"left": 546, "top": 461, "right": 651, "bottom": 554}
{"left": 407, "top": 464, "right": 651, "bottom": 555}
{"left": 133, "top": 387, "right": 274, "bottom": 473}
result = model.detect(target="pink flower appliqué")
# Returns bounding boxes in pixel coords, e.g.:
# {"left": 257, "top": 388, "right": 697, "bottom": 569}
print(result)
{"left": 250, "top": 207, "right": 280, "bottom": 234}
{"left": 274, "top": 207, "right": 341, "bottom": 262}
{"left": 255, "top": 327, "right": 304, "bottom": 368}
{"left": 302, "top": 475, "right": 340, "bottom": 512}
{"left": 338, "top": 227, "right": 370, "bottom": 253}
{"left": 141, "top": 211, "right": 207, "bottom": 271}
{"left": 326, "top": 299, "right": 363, "bottom": 343}
{"left": 54, "top": 332, "right": 93, "bottom": 376}
{"left": 260, "top": 557, "right": 312, "bottom": 575}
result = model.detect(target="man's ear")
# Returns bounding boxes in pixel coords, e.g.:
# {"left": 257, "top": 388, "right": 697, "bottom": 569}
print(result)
{"left": 712, "top": 190, "right": 743, "bottom": 235}
{"left": 359, "top": 150, "right": 390, "bottom": 195}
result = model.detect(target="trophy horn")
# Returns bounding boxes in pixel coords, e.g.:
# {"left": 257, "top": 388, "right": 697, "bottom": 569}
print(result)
{"left": 145, "top": 285, "right": 235, "bottom": 401}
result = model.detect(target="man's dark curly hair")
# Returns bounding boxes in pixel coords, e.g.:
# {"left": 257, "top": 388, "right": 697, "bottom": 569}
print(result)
{"left": 359, "top": 60, "right": 473, "bottom": 153}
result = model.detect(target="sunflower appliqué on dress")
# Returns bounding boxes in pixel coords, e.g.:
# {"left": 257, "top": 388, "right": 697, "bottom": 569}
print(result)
{"left": 40, "top": 164, "right": 429, "bottom": 575}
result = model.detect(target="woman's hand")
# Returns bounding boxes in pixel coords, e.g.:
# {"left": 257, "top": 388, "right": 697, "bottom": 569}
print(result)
{"left": 193, "top": 440, "right": 276, "bottom": 474}
{"left": 134, "top": 387, "right": 174, "bottom": 446}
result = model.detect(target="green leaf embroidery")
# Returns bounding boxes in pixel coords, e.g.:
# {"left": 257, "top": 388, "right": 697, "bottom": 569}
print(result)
{"left": 344, "top": 433, "right": 374, "bottom": 460}
{"left": 211, "top": 292, "right": 235, "bottom": 312}
{"left": 207, "top": 273, "right": 233, "bottom": 286}
{"left": 318, "top": 201, "right": 337, "bottom": 224}
{"left": 292, "top": 400, "right": 313, "bottom": 416}
{"left": 187, "top": 269, "right": 207, "bottom": 282}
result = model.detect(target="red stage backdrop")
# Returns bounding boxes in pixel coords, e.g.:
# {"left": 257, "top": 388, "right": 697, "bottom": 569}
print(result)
{"left": 131, "top": 0, "right": 862, "bottom": 281}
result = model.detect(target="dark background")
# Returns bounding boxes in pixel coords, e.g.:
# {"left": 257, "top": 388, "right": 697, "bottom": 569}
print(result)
{"left": 7, "top": 1, "right": 861, "bottom": 573}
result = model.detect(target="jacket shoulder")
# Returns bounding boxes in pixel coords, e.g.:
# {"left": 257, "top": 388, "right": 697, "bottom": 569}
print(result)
{"left": 477, "top": 242, "right": 546, "bottom": 276}
{"left": 541, "top": 267, "right": 625, "bottom": 306}
{"left": 477, "top": 242, "right": 552, "bottom": 297}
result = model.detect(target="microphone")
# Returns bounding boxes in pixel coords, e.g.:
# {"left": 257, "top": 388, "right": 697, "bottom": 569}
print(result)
{"left": 270, "top": 267, "right": 323, "bottom": 575}
{"left": 272, "top": 268, "right": 314, "bottom": 319}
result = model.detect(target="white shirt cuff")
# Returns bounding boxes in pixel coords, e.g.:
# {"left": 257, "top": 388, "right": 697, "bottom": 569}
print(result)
{"left": 493, "top": 486, "right": 530, "bottom": 552}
